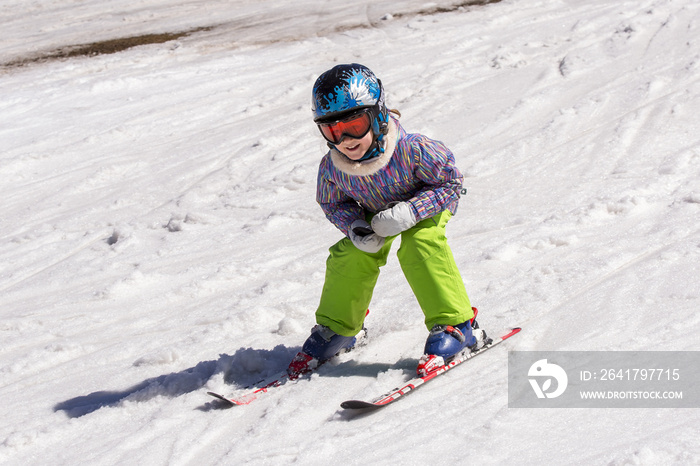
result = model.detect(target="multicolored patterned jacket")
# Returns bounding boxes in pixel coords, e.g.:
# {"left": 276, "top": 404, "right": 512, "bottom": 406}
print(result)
{"left": 316, "top": 117, "right": 463, "bottom": 236}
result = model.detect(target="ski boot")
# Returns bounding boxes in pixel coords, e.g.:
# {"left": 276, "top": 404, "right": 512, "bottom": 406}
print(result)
{"left": 287, "top": 324, "right": 367, "bottom": 380}
{"left": 416, "top": 308, "right": 489, "bottom": 377}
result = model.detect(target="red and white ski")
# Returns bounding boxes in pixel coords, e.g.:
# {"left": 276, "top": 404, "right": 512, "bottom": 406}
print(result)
{"left": 207, "top": 371, "right": 292, "bottom": 406}
{"left": 208, "top": 318, "right": 371, "bottom": 406}
{"left": 340, "top": 327, "right": 521, "bottom": 410}
{"left": 207, "top": 345, "right": 355, "bottom": 405}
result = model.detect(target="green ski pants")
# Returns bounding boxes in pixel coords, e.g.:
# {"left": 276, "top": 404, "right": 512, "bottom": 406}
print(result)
{"left": 315, "top": 211, "right": 473, "bottom": 337}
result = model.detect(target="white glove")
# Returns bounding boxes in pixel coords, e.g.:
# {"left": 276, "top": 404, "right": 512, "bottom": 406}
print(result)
{"left": 349, "top": 220, "right": 385, "bottom": 254}
{"left": 371, "top": 202, "right": 417, "bottom": 237}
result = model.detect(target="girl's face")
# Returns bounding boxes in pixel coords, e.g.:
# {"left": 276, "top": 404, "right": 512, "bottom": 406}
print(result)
{"left": 335, "top": 130, "right": 374, "bottom": 161}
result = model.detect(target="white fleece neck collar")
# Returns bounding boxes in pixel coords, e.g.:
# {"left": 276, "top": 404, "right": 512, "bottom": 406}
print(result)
{"left": 328, "top": 118, "right": 398, "bottom": 177}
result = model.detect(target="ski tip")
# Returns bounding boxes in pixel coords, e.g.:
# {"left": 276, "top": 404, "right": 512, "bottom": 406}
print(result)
{"left": 207, "top": 391, "right": 256, "bottom": 406}
{"left": 340, "top": 400, "right": 385, "bottom": 410}
{"left": 207, "top": 391, "right": 235, "bottom": 405}
{"left": 504, "top": 327, "right": 521, "bottom": 338}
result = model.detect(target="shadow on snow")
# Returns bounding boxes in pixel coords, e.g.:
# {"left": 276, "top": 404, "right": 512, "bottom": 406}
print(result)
{"left": 53, "top": 345, "right": 298, "bottom": 418}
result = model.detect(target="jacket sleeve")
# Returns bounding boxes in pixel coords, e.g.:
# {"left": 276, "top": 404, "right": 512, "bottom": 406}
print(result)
{"left": 316, "top": 156, "right": 364, "bottom": 236}
{"left": 407, "top": 134, "right": 463, "bottom": 221}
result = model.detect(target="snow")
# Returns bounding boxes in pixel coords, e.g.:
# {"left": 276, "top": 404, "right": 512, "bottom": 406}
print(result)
{"left": 1, "top": 0, "right": 699, "bottom": 464}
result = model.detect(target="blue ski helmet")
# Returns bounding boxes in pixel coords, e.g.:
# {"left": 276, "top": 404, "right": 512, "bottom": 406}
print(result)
{"left": 312, "top": 64, "right": 389, "bottom": 145}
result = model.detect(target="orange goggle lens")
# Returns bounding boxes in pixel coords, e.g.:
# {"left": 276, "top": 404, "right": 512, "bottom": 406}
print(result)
{"left": 318, "top": 111, "right": 372, "bottom": 144}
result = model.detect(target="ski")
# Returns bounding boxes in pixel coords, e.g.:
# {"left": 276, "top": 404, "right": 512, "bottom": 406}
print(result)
{"left": 207, "top": 371, "right": 292, "bottom": 406}
{"left": 207, "top": 325, "right": 369, "bottom": 406}
{"left": 340, "top": 327, "right": 521, "bottom": 410}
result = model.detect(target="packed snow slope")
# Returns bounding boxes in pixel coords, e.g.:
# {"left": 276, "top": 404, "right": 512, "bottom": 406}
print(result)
{"left": 1, "top": 0, "right": 699, "bottom": 464}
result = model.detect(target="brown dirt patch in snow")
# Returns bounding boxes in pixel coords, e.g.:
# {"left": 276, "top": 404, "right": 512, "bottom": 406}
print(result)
{"left": 1, "top": 27, "right": 212, "bottom": 69}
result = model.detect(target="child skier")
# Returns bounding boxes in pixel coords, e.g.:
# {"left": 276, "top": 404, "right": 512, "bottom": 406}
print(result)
{"left": 287, "top": 63, "right": 486, "bottom": 378}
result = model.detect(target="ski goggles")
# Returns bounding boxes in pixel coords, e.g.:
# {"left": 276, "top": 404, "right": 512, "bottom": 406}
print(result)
{"left": 317, "top": 109, "right": 373, "bottom": 145}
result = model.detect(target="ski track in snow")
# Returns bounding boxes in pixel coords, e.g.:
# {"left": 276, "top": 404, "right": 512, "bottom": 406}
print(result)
{"left": 1, "top": 0, "right": 699, "bottom": 464}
